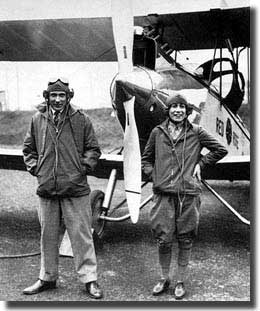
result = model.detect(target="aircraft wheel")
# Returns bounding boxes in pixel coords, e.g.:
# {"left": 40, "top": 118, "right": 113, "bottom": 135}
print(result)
{"left": 91, "top": 190, "right": 106, "bottom": 238}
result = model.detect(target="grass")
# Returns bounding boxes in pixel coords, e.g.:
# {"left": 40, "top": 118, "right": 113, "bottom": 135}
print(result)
{"left": 238, "top": 103, "right": 250, "bottom": 130}
{"left": 0, "top": 103, "right": 250, "bottom": 149}
{"left": 0, "top": 169, "right": 251, "bottom": 302}
{"left": 0, "top": 108, "right": 123, "bottom": 152}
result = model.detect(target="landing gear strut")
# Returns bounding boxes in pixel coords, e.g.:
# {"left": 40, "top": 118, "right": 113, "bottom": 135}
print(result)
{"left": 91, "top": 169, "right": 153, "bottom": 238}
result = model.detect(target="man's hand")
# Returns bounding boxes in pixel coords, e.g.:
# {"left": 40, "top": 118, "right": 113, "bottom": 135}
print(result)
{"left": 192, "top": 163, "right": 201, "bottom": 181}
{"left": 142, "top": 165, "right": 153, "bottom": 180}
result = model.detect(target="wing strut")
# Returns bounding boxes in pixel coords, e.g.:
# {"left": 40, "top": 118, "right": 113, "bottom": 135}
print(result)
{"left": 201, "top": 180, "right": 250, "bottom": 225}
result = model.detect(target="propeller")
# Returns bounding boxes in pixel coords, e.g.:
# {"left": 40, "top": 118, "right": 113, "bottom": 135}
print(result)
{"left": 111, "top": 0, "right": 141, "bottom": 223}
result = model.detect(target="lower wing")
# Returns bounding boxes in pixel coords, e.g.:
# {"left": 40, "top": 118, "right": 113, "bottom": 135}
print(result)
{"left": 0, "top": 149, "right": 249, "bottom": 181}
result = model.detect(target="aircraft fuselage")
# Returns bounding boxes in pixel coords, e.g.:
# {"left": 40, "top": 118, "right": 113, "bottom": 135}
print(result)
{"left": 112, "top": 65, "right": 250, "bottom": 156}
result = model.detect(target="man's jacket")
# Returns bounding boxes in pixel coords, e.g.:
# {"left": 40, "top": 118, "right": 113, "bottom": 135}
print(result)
{"left": 141, "top": 119, "right": 228, "bottom": 195}
{"left": 23, "top": 103, "right": 101, "bottom": 198}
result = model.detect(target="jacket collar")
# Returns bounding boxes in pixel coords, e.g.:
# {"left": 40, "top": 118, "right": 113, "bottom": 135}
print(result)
{"left": 157, "top": 118, "right": 193, "bottom": 144}
{"left": 159, "top": 118, "right": 193, "bottom": 132}
{"left": 36, "top": 102, "right": 78, "bottom": 118}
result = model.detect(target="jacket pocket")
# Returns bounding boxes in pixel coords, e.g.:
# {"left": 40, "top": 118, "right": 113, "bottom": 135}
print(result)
{"left": 36, "top": 174, "right": 56, "bottom": 196}
{"left": 183, "top": 176, "right": 201, "bottom": 193}
{"left": 56, "top": 173, "right": 89, "bottom": 196}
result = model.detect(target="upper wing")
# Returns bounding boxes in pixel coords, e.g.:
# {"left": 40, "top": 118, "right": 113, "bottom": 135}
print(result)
{"left": 135, "top": 7, "right": 250, "bottom": 50}
{"left": 0, "top": 17, "right": 117, "bottom": 61}
{"left": 0, "top": 7, "right": 249, "bottom": 61}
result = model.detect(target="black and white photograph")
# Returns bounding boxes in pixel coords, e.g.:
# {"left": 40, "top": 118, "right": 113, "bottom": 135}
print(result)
{"left": 0, "top": 0, "right": 252, "bottom": 308}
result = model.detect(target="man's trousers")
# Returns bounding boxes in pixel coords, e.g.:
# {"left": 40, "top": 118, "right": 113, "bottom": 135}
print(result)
{"left": 37, "top": 195, "right": 97, "bottom": 283}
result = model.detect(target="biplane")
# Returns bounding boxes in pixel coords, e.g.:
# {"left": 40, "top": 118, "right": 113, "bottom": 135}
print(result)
{"left": 0, "top": 0, "right": 250, "bottom": 247}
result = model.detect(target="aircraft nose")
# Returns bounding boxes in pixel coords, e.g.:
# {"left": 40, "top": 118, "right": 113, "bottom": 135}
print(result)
{"left": 115, "top": 80, "right": 133, "bottom": 101}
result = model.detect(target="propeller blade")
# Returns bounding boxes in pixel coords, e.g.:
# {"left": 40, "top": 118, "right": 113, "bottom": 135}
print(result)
{"left": 123, "top": 96, "right": 141, "bottom": 223}
{"left": 111, "top": 0, "right": 141, "bottom": 223}
{"left": 111, "top": 0, "right": 133, "bottom": 74}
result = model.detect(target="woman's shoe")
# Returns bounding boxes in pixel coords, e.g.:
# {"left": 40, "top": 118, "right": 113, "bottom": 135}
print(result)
{"left": 174, "top": 281, "right": 186, "bottom": 299}
{"left": 152, "top": 278, "right": 170, "bottom": 296}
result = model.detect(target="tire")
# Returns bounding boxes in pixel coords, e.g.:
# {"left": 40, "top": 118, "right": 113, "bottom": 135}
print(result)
{"left": 90, "top": 190, "right": 106, "bottom": 238}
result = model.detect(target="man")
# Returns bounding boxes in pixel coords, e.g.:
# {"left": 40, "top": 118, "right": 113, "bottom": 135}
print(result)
{"left": 22, "top": 77, "right": 103, "bottom": 299}
{"left": 141, "top": 93, "right": 228, "bottom": 299}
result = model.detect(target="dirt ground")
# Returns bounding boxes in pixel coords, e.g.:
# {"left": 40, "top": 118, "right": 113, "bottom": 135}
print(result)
{"left": 0, "top": 169, "right": 251, "bottom": 306}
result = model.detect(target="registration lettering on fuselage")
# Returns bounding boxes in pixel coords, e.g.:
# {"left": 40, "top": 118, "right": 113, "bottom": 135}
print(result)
{"left": 216, "top": 117, "right": 224, "bottom": 137}
{"left": 216, "top": 117, "right": 239, "bottom": 149}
